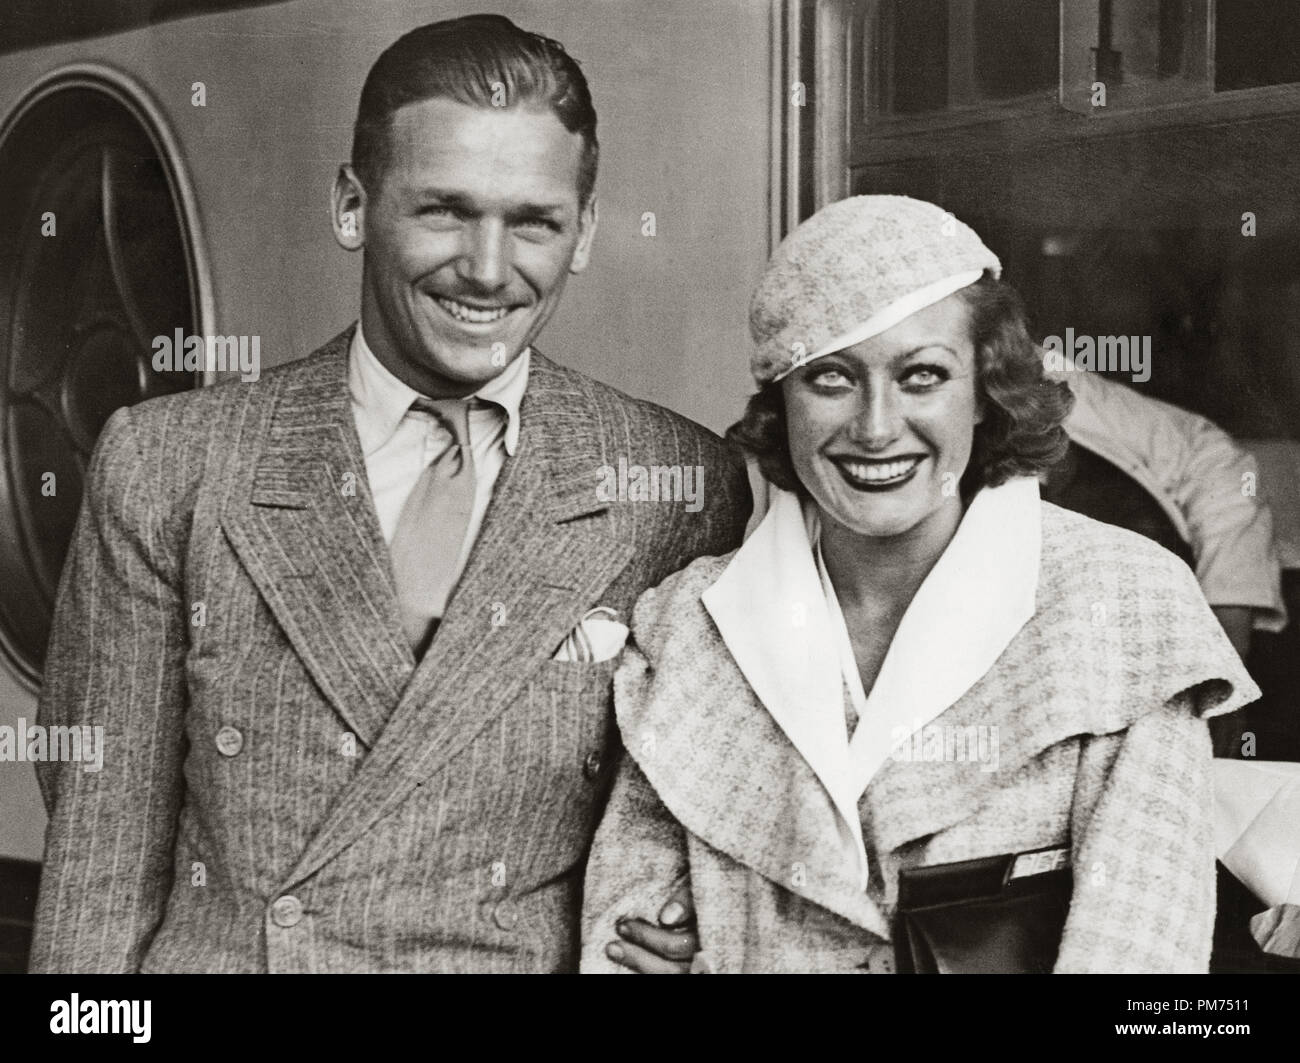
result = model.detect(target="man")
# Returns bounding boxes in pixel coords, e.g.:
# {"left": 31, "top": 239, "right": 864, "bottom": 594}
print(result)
{"left": 30, "top": 14, "right": 747, "bottom": 973}
{"left": 1051, "top": 366, "right": 1286, "bottom": 657}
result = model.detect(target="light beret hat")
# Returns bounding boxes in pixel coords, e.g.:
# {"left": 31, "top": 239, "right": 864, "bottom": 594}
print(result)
{"left": 749, "top": 195, "right": 1001, "bottom": 385}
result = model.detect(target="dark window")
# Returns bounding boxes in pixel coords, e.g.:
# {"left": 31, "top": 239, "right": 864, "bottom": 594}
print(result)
{"left": 0, "top": 82, "right": 199, "bottom": 686}
{"left": 1216, "top": 0, "right": 1300, "bottom": 91}
{"left": 874, "top": 0, "right": 950, "bottom": 115}
{"left": 972, "top": 0, "right": 1057, "bottom": 100}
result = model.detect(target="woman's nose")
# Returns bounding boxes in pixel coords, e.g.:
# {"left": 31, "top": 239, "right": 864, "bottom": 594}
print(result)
{"left": 455, "top": 219, "right": 509, "bottom": 291}
{"left": 850, "top": 383, "right": 903, "bottom": 450}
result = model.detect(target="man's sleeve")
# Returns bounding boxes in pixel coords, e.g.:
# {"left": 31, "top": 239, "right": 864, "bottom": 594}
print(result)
{"left": 1063, "top": 371, "right": 1286, "bottom": 631}
{"left": 29, "top": 405, "right": 190, "bottom": 973}
{"left": 579, "top": 733, "right": 691, "bottom": 974}
{"left": 699, "top": 431, "right": 753, "bottom": 556}
{"left": 1169, "top": 414, "right": 1286, "bottom": 630}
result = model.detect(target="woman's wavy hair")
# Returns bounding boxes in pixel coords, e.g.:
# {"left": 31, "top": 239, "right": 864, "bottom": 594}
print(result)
{"left": 727, "top": 273, "right": 1074, "bottom": 498}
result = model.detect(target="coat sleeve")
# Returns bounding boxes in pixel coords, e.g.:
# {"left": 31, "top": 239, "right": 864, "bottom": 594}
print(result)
{"left": 29, "top": 405, "right": 189, "bottom": 973}
{"left": 580, "top": 643, "right": 692, "bottom": 973}
{"left": 1055, "top": 695, "right": 1216, "bottom": 973}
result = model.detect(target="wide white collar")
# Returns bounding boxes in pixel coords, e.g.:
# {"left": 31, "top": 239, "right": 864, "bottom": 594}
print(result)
{"left": 702, "top": 476, "right": 1042, "bottom": 888}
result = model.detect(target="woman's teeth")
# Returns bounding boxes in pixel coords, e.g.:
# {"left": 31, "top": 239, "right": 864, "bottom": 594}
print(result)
{"left": 843, "top": 457, "right": 921, "bottom": 482}
{"left": 435, "top": 296, "right": 510, "bottom": 324}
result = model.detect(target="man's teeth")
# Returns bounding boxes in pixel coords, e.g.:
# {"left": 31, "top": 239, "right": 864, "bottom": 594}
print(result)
{"left": 435, "top": 296, "right": 510, "bottom": 323}
{"left": 844, "top": 458, "right": 920, "bottom": 482}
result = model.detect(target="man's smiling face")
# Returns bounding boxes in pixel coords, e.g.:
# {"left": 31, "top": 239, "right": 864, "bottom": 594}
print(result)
{"left": 344, "top": 96, "right": 596, "bottom": 397}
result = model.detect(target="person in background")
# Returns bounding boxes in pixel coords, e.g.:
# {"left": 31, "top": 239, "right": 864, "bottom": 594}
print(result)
{"left": 1051, "top": 364, "right": 1286, "bottom": 659}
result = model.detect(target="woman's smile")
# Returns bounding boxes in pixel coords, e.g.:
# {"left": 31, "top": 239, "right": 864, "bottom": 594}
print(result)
{"left": 831, "top": 454, "right": 926, "bottom": 490}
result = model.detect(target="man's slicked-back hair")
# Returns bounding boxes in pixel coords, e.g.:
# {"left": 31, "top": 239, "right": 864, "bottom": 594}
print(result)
{"left": 352, "top": 14, "right": 599, "bottom": 203}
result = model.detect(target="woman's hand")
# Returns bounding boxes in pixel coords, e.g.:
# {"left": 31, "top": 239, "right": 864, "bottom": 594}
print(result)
{"left": 606, "top": 882, "right": 699, "bottom": 973}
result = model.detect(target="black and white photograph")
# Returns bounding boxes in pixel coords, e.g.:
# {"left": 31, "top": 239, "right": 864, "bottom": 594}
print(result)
{"left": 0, "top": 0, "right": 1297, "bottom": 1040}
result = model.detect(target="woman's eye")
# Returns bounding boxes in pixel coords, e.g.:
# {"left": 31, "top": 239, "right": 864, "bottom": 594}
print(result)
{"left": 901, "top": 366, "right": 947, "bottom": 389}
{"left": 808, "top": 367, "right": 853, "bottom": 389}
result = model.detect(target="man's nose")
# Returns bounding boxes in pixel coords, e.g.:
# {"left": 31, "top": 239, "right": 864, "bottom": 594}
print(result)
{"left": 455, "top": 219, "right": 509, "bottom": 290}
{"left": 850, "top": 381, "right": 903, "bottom": 450}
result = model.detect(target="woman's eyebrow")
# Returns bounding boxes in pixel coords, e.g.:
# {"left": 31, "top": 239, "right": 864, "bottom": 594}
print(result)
{"left": 892, "top": 343, "right": 961, "bottom": 362}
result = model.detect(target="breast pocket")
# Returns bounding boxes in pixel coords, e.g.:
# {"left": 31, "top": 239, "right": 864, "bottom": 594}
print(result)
{"left": 527, "top": 656, "right": 620, "bottom": 761}
{"left": 517, "top": 655, "right": 620, "bottom": 808}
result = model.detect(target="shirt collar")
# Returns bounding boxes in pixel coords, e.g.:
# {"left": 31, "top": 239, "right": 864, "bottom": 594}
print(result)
{"left": 348, "top": 322, "right": 529, "bottom": 457}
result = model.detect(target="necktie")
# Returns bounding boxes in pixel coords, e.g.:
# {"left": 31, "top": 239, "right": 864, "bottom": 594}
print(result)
{"left": 388, "top": 398, "right": 476, "bottom": 658}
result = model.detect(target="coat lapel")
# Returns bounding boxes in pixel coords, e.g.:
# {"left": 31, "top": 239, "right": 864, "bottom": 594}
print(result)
{"left": 700, "top": 490, "right": 870, "bottom": 886}
{"left": 845, "top": 476, "right": 1041, "bottom": 795}
{"left": 287, "top": 353, "right": 634, "bottom": 886}
{"left": 616, "top": 580, "right": 890, "bottom": 939}
{"left": 221, "top": 329, "right": 414, "bottom": 750}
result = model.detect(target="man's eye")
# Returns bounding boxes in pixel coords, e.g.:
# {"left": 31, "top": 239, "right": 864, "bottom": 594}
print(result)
{"left": 514, "top": 218, "right": 559, "bottom": 235}
{"left": 420, "top": 205, "right": 458, "bottom": 220}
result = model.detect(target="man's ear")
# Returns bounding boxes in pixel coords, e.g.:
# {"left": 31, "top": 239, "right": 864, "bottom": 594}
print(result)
{"left": 331, "top": 164, "right": 367, "bottom": 251}
{"left": 568, "top": 194, "right": 598, "bottom": 275}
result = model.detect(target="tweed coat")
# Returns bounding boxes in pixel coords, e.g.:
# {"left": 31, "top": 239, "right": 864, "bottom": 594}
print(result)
{"left": 581, "top": 494, "right": 1259, "bottom": 973}
{"left": 30, "top": 328, "right": 750, "bottom": 973}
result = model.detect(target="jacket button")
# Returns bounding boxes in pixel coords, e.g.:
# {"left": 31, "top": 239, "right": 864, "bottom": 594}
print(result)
{"left": 215, "top": 726, "right": 244, "bottom": 757}
{"left": 492, "top": 900, "right": 519, "bottom": 931}
{"left": 583, "top": 750, "right": 603, "bottom": 779}
{"left": 271, "top": 895, "right": 303, "bottom": 928}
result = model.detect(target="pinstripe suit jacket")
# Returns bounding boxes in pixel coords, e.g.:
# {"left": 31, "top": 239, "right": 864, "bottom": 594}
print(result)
{"left": 29, "top": 328, "right": 750, "bottom": 973}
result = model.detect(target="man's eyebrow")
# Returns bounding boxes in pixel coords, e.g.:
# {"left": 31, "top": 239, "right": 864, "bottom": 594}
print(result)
{"left": 411, "top": 189, "right": 572, "bottom": 216}
{"left": 411, "top": 189, "right": 475, "bottom": 207}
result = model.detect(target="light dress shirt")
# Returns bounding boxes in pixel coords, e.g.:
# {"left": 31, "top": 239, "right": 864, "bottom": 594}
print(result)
{"left": 347, "top": 323, "right": 529, "bottom": 607}
{"left": 1052, "top": 362, "right": 1286, "bottom": 631}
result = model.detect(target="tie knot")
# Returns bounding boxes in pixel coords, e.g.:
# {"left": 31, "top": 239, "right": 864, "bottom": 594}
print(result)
{"left": 410, "top": 397, "right": 472, "bottom": 450}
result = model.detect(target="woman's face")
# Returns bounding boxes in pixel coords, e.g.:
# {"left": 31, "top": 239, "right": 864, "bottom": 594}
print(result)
{"left": 781, "top": 292, "right": 982, "bottom": 542}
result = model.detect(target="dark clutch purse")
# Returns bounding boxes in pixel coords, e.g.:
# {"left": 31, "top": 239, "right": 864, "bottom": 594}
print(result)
{"left": 893, "top": 845, "right": 1072, "bottom": 973}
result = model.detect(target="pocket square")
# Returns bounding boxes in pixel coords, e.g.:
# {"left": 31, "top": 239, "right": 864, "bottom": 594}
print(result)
{"left": 553, "top": 607, "right": 629, "bottom": 663}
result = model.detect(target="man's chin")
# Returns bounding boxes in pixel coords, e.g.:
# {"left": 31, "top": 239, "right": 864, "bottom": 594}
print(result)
{"left": 410, "top": 341, "right": 523, "bottom": 388}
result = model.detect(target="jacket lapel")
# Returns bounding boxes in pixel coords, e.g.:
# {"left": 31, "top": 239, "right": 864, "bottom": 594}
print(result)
{"left": 221, "top": 329, "right": 414, "bottom": 750}
{"left": 845, "top": 476, "right": 1041, "bottom": 795}
{"left": 286, "top": 353, "right": 634, "bottom": 886}
{"left": 616, "top": 591, "right": 890, "bottom": 939}
{"left": 700, "top": 490, "right": 870, "bottom": 887}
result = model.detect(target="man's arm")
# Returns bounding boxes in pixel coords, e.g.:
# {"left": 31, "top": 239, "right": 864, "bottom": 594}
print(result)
{"left": 29, "top": 406, "right": 190, "bottom": 973}
{"left": 1063, "top": 370, "right": 1286, "bottom": 640}
{"left": 580, "top": 740, "right": 694, "bottom": 974}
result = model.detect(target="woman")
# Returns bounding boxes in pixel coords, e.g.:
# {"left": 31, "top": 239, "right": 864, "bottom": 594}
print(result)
{"left": 580, "top": 196, "right": 1257, "bottom": 973}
